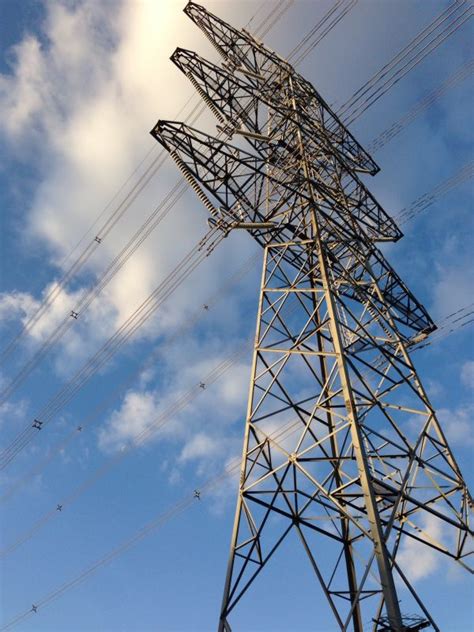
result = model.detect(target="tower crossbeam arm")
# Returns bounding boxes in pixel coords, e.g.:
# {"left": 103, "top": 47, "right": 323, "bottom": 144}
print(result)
{"left": 152, "top": 121, "right": 435, "bottom": 340}
{"left": 183, "top": 1, "right": 379, "bottom": 175}
{"left": 171, "top": 47, "right": 400, "bottom": 242}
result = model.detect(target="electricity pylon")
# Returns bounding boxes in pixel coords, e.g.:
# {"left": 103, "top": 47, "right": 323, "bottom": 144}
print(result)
{"left": 152, "top": 3, "right": 473, "bottom": 630}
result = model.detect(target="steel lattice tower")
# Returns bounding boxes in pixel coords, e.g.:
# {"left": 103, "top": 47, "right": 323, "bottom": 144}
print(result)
{"left": 152, "top": 3, "right": 473, "bottom": 630}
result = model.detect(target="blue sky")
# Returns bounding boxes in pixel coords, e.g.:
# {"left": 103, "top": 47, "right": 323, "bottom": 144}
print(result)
{"left": 0, "top": 1, "right": 473, "bottom": 630}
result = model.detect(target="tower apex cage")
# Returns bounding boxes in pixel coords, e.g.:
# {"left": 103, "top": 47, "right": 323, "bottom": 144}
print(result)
{"left": 151, "top": 3, "right": 473, "bottom": 630}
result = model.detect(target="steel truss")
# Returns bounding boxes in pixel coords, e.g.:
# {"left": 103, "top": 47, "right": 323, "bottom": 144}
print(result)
{"left": 152, "top": 3, "right": 472, "bottom": 630}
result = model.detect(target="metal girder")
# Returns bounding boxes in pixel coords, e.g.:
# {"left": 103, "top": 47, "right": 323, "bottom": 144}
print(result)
{"left": 183, "top": 1, "right": 380, "bottom": 175}
{"left": 171, "top": 47, "right": 401, "bottom": 243}
{"left": 151, "top": 121, "right": 434, "bottom": 339}
{"left": 215, "top": 241, "right": 471, "bottom": 632}
{"left": 152, "top": 3, "right": 473, "bottom": 631}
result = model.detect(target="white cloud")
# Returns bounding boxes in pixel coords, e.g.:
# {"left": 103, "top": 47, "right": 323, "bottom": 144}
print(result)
{"left": 0, "top": 290, "right": 39, "bottom": 324}
{"left": 436, "top": 404, "right": 474, "bottom": 448}
{"left": 98, "top": 388, "right": 160, "bottom": 453}
{"left": 179, "top": 432, "right": 220, "bottom": 462}
{"left": 460, "top": 360, "right": 474, "bottom": 390}
{"left": 0, "top": 0, "right": 261, "bottom": 387}
{"left": 397, "top": 513, "right": 446, "bottom": 582}
{"left": 98, "top": 342, "right": 252, "bottom": 481}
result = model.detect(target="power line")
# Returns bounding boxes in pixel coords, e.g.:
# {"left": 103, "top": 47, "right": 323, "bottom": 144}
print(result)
{"left": 0, "top": 1, "right": 354, "bottom": 465}
{"left": 413, "top": 302, "right": 474, "bottom": 350}
{"left": 368, "top": 57, "right": 474, "bottom": 153}
{"left": 0, "top": 177, "right": 188, "bottom": 404}
{"left": 337, "top": 0, "right": 469, "bottom": 115}
{"left": 4, "top": 2, "right": 472, "bottom": 624}
{"left": 257, "top": 0, "right": 295, "bottom": 38}
{"left": 291, "top": 0, "right": 358, "bottom": 66}
{"left": 0, "top": 408, "right": 393, "bottom": 631}
{"left": 0, "top": 252, "right": 260, "bottom": 504}
{"left": 0, "top": 0, "right": 289, "bottom": 370}
{"left": 0, "top": 348, "right": 249, "bottom": 558}
{"left": 0, "top": 227, "right": 225, "bottom": 469}
{"left": 2, "top": 293, "right": 472, "bottom": 558}
{"left": 1, "top": 0, "right": 469, "bottom": 475}
{"left": 337, "top": 0, "right": 473, "bottom": 125}
{"left": 394, "top": 159, "right": 474, "bottom": 225}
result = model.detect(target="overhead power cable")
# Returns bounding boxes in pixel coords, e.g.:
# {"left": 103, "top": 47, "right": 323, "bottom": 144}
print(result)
{"left": 0, "top": 0, "right": 354, "bottom": 464}
{"left": 0, "top": 2, "right": 470, "bottom": 621}
{"left": 0, "top": 119, "right": 270, "bottom": 462}
{"left": 2, "top": 294, "right": 472, "bottom": 558}
{"left": 1, "top": 0, "right": 469, "bottom": 467}
{"left": 0, "top": 347, "right": 251, "bottom": 558}
{"left": 0, "top": 178, "right": 190, "bottom": 404}
{"left": 413, "top": 302, "right": 474, "bottom": 350}
{"left": 290, "top": 0, "right": 357, "bottom": 67}
{"left": 394, "top": 159, "right": 474, "bottom": 225}
{"left": 0, "top": 252, "right": 260, "bottom": 504}
{"left": 368, "top": 57, "right": 474, "bottom": 153}
{"left": 0, "top": 227, "right": 226, "bottom": 470}
{"left": 336, "top": 0, "right": 473, "bottom": 125}
{"left": 0, "top": 0, "right": 291, "bottom": 369}
{"left": 0, "top": 411, "right": 307, "bottom": 632}
{"left": 245, "top": 1, "right": 268, "bottom": 31}
{"left": 257, "top": 0, "right": 295, "bottom": 38}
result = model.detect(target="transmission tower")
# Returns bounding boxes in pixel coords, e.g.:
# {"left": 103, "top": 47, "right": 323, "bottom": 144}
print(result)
{"left": 152, "top": 3, "right": 473, "bottom": 630}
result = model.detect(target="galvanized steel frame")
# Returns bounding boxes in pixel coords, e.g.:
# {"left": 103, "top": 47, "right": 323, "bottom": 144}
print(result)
{"left": 151, "top": 3, "right": 472, "bottom": 630}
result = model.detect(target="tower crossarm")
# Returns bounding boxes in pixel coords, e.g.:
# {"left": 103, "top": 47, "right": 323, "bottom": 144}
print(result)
{"left": 151, "top": 120, "right": 435, "bottom": 337}
{"left": 183, "top": 1, "right": 379, "bottom": 175}
{"left": 319, "top": 227, "right": 435, "bottom": 337}
{"left": 171, "top": 47, "right": 401, "bottom": 243}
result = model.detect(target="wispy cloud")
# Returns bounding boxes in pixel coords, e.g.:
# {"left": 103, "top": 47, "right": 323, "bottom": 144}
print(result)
{"left": 436, "top": 404, "right": 474, "bottom": 447}
{"left": 460, "top": 360, "right": 474, "bottom": 390}
{"left": 98, "top": 341, "right": 251, "bottom": 471}
{"left": 397, "top": 513, "right": 446, "bottom": 582}
{"left": 0, "top": 0, "right": 257, "bottom": 382}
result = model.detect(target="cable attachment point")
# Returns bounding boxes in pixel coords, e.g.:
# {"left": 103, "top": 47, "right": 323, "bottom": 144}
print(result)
{"left": 216, "top": 122, "right": 236, "bottom": 139}
{"left": 32, "top": 419, "right": 43, "bottom": 430}
{"left": 208, "top": 214, "right": 277, "bottom": 236}
{"left": 70, "top": 311, "right": 79, "bottom": 320}
{"left": 207, "top": 215, "right": 233, "bottom": 238}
